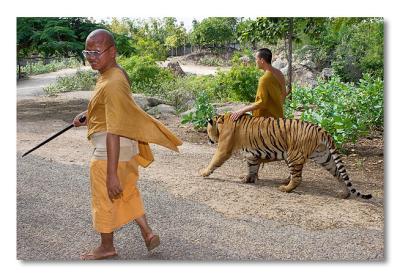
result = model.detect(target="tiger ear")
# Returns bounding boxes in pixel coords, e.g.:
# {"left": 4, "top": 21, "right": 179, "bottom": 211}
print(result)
{"left": 207, "top": 118, "right": 213, "bottom": 125}
{"left": 216, "top": 114, "right": 224, "bottom": 124}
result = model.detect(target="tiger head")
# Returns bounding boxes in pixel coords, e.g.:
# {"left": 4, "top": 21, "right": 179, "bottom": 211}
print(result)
{"left": 206, "top": 115, "right": 225, "bottom": 144}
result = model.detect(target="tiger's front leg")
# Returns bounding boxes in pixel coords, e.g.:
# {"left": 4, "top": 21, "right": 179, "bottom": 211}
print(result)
{"left": 242, "top": 155, "right": 261, "bottom": 184}
{"left": 279, "top": 153, "right": 305, "bottom": 193}
{"left": 199, "top": 148, "right": 233, "bottom": 177}
{"left": 278, "top": 164, "right": 304, "bottom": 193}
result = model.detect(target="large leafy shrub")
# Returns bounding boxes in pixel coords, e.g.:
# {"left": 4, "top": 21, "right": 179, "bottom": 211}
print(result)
{"left": 160, "top": 75, "right": 216, "bottom": 112}
{"left": 332, "top": 20, "right": 384, "bottom": 83}
{"left": 135, "top": 37, "right": 168, "bottom": 61}
{"left": 181, "top": 91, "right": 216, "bottom": 130}
{"left": 118, "top": 55, "right": 174, "bottom": 95}
{"left": 285, "top": 73, "right": 383, "bottom": 147}
{"left": 212, "top": 64, "right": 262, "bottom": 102}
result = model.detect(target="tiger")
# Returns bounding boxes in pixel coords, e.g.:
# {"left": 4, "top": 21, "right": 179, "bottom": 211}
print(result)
{"left": 199, "top": 113, "right": 372, "bottom": 199}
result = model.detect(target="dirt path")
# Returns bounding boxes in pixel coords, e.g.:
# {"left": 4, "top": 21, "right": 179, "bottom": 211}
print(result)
{"left": 16, "top": 68, "right": 384, "bottom": 260}
{"left": 159, "top": 60, "right": 230, "bottom": 75}
{"left": 17, "top": 67, "right": 90, "bottom": 99}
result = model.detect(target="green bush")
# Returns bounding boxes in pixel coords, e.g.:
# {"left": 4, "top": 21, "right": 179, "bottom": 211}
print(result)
{"left": 181, "top": 91, "right": 216, "bottom": 129}
{"left": 230, "top": 48, "right": 256, "bottom": 65}
{"left": 159, "top": 75, "right": 216, "bottom": 112}
{"left": 20, "top": 58, "right": 81, "bottom": 76}
{"left": 43, "top": 70, "right": 97, "bottom": 95}
{"left": 285, "top": 73, "right": 384, "bottom": 147}
{"left": 118, "top": 55, "right": 174, "bottom": 95}
{"left": 135, "top": 37, "right": 168, "bottom": 61}
{"left": 198, "top": 56, "right": 225, "bottom": 66}
{"left": 212, "top": 64, "right": 262, "bottom": 102}
{"left": 332, "top": 20, "right": 383, "bottom": 83}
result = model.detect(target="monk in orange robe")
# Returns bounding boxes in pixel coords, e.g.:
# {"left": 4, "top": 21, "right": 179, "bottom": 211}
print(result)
{"left": 229, "top": 48, "right": 287, "bottom": 183}
{"left": 230, "top": 48, "right": 287, "bottom": 121}
{"left": 73, "top": 29, "right": 182, "bottom": 260}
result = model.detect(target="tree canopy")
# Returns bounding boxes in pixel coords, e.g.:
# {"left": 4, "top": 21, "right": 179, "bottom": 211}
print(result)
{"left": 17, "top": 17, "right": 103, "bottom": 60}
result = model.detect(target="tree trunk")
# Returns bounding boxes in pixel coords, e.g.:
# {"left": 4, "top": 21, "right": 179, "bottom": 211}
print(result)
{"left": 287, "top": 18, "right": 293, "bottom": 100}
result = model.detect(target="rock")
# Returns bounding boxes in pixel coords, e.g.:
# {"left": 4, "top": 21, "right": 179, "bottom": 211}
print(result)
{"left": 239, "top": 56, "right": 251, "bottom": 65}
{"left": 299, "top": 60, "right": 316, "bottom": 71}
{"left": 321, "top": 68, "right": 334, "bottom": 80}
{"left": 214, "top": 103, "right": 247, "bottom": 115}
{"left": 147, "top": 104, "right": 176, "bottom": 115}
{"left": 272, "top": 59, "right": 287, "bottom": 70}
{"left": 132, "top": 94, "right": 150, "bottom": 110}
{"left": 292, "top": 65, "right": 318, "bottom": 88}
{"left": 281, "top": 65, "right": 288, "bottom": 75}
{"left": 166, "top": 61, "right": 186, "bottom": 77}
{"left": 132, "top": 93, "right": 166, "bottom": 111}
{"left": 180, "top": 107, "right": 196, "bottom": 117}
{"left": 180, "top": 103, "right": 247, "bottom": 117}
{"left": 146, "top": 96, "right": 165, "bottom": 107}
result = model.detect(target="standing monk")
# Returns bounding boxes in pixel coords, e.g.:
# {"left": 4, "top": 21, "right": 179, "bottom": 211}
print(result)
{"left": 230, "top": 48, "right": 287, "bottom": 121}
{"left": 230, "top": 48, "right": 287, "bottom": 183}
{"left": 73, "top": 29, "right": 182, "bottom": 260}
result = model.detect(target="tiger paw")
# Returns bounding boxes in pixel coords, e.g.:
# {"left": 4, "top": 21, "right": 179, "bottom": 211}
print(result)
{"left": 199, "top": 168, "right": 212, "bottom": 177}
{"left": 241, "top": 174, "right": 258, "bottom": 184}
{"left": 278, "top": 185, "right": 292, "bottom": 193}
{"left": 339, "top": 191, "right": 351, "bottom": 199}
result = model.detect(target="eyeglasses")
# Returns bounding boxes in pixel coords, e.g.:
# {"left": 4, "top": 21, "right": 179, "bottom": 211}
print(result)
{"left": 82, "top": 45, "right": 113, "bottom": 59}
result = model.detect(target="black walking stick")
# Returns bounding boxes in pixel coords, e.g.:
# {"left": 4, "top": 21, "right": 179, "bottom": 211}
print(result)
{"left": 22, "top": 116, "right": 86, "bottom": 157}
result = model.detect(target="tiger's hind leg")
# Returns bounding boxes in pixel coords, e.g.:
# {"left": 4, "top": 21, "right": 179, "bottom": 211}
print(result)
{"left": 279, "top": 152, "right": 305, "bottom": 193}
{"left": 309, "top": 144, "right": 350, "bottom": 199}
{"left": 241, "top": 155, "right": 260, "bottom": 184}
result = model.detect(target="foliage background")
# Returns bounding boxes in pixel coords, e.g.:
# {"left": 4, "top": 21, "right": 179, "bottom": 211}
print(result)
{"left": 17, "top": 17, "right": 384, "bottom": 147}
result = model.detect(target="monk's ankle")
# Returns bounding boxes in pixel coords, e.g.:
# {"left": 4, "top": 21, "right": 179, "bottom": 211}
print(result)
{"left": 99, "top": 244, "right": 115, "bottom": 253}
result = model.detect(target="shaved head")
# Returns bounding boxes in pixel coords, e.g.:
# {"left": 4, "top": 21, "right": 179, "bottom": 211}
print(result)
{"left": 84, "top": 29, "right": 117, "bottom": 73}
{"left": 86, "top": 29, "right": 115, "bottom": 47}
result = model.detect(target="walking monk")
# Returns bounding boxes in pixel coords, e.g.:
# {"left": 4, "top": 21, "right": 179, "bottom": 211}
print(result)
{"left": 230, "top": 48, "right": 287, "bottom": 183}
{"left": 230, "top": 48, "right": 287, "bottom": 121}
{"left": 73, "top": 29, "right": 182, "bottom": 260}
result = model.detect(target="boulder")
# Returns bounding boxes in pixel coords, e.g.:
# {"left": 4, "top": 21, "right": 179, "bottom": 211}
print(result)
{"left": 132, "top": 94, "right": 150, "bottom": 110}
{"left": 292, "top": 65, "right": 318, "bottom": 88}
{"left": 272, "top": 59, "right": 287, "bottom": 70}
{"left": 214, "top": 103, "right": 247, "bottom": 115}
{"left": 299, "top": 59, "right": 316, "bottom": 71}
{"left": 146, "top": 96, "right": 165, "bottom": 107}
{"left": 147, "top": 104, "right": 177, "bottom": 116}
{"left": 132, "top": 93, "right": 166, "bottom": 111}
{"left": 321, "top": 68, "right": 334, "bottom": 80}
{"left": 166, "top": 61, "right": 186, "bottom": 77}
{"left": 180, "top": 107, "right": 196, "bottom": 117}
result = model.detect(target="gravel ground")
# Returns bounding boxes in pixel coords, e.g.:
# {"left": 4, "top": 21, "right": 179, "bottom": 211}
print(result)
{"left": 17, "top": 154, "right": 383, "bottom": 261}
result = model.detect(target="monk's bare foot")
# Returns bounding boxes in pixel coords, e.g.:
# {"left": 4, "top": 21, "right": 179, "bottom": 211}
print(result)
{"left": 80, "top": 245, "right": 117, "bottom": 260}
{"left": 144, "top": 233, "right": 160, "bottom": 251}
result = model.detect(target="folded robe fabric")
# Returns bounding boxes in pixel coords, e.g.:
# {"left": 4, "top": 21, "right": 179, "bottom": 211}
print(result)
{"left": 90, "top": 157, "right": 144, "bottom": 233}
{"left": 87, "top": 66, "right": 183, "bottom": 167}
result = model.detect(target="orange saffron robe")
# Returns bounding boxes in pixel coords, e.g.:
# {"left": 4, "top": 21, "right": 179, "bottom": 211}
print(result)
{"left": 252, "top": 71, "right": 284, "bottom": 119}
{"left": 87, "top": 67, "right": 182, "bottom": 233}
